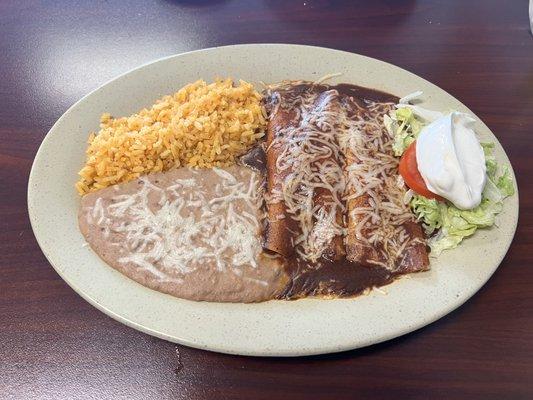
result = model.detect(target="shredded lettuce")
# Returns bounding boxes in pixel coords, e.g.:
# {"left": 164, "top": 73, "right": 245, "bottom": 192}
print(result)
{"left": 497, "top": 167, "right": 514, "bottom": 197}
{"left": 412, "top": 194, "right": 508, "bottom": 255}
{"left": 409, "top": 141, "right": 514, "bottom": 255}
{"left": 481, "top": 141, "right": 495, "bottom": 155}
{"left": 390, "top": 107, "right": 423, "bottom": 156}
{"left": 483, "top": 142, "right": 515, "bottom": 197}
{"left": 391, "top": 99, "right": 515, "bottom": 255}
{"left": 398, "top": 104, "right": 444, "bottom": 123}
{"left": 410, "top": 196, "right": 443, "bottom": 234}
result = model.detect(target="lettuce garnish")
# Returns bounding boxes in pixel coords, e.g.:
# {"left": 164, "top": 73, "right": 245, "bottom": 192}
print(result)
{"left": 391, "top": 103, "right": 514, "bottom": 255}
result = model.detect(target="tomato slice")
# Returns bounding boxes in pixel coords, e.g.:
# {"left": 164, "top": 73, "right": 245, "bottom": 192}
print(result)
{"left": 399, "top": 141, "right": 443, "bottom": 201}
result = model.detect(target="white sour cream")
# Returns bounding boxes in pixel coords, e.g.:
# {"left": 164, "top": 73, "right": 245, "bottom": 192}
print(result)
{"left": 416, "top": 112, "right": 486, "bottom": 210}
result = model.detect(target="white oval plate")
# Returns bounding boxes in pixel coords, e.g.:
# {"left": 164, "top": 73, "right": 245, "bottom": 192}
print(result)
{"left": 28, "top": 44, "right": 518, "bottom": 356}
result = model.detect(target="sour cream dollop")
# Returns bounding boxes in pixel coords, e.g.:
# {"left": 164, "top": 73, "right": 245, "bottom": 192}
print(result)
{"left": 416, "top": 112, "right": 486, "bottom": 210}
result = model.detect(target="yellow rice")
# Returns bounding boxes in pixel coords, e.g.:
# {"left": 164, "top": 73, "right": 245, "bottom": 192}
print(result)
{"left": 76, "top": 78, "right": 266, "bottom": 195}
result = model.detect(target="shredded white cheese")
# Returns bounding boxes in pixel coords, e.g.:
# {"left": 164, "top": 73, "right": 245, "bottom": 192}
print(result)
{"left": 267, "top": 82, "right": 424, "bottom": 270}
{"left": 340, "top": 100, "right": 423, "bottom": 270}
{"left": 268, "top": 88, "right": 346, "bottom": 262}
{"left": 85, "top": 169, "right": 263, "bottom": 280}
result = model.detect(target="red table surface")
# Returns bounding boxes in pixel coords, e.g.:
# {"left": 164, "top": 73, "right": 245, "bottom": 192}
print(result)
{"left": 1, "top": 1, "right": 532, "bottom": 399}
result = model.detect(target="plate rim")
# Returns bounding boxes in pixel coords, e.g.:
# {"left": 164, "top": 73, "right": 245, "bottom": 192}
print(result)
{"left": 28, "top": 43, "right": 520, "bottom": 356}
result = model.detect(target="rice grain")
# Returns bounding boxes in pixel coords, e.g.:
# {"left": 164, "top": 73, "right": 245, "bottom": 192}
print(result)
{"left": 76, "top": 78, "right": 265, "bottom": 195}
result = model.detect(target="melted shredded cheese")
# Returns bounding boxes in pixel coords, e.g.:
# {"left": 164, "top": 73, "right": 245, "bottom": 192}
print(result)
{"left": 85, "top": 168, "right": 263, "bottom": 280}
{"left": 268, "top": 87, "right": 346, "bottom": 262}
{"left": 267, "top": 82, "right": 424, "bottom": 269}
{"left": 340, "top": 100, "right": 422, "bottom": 270}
